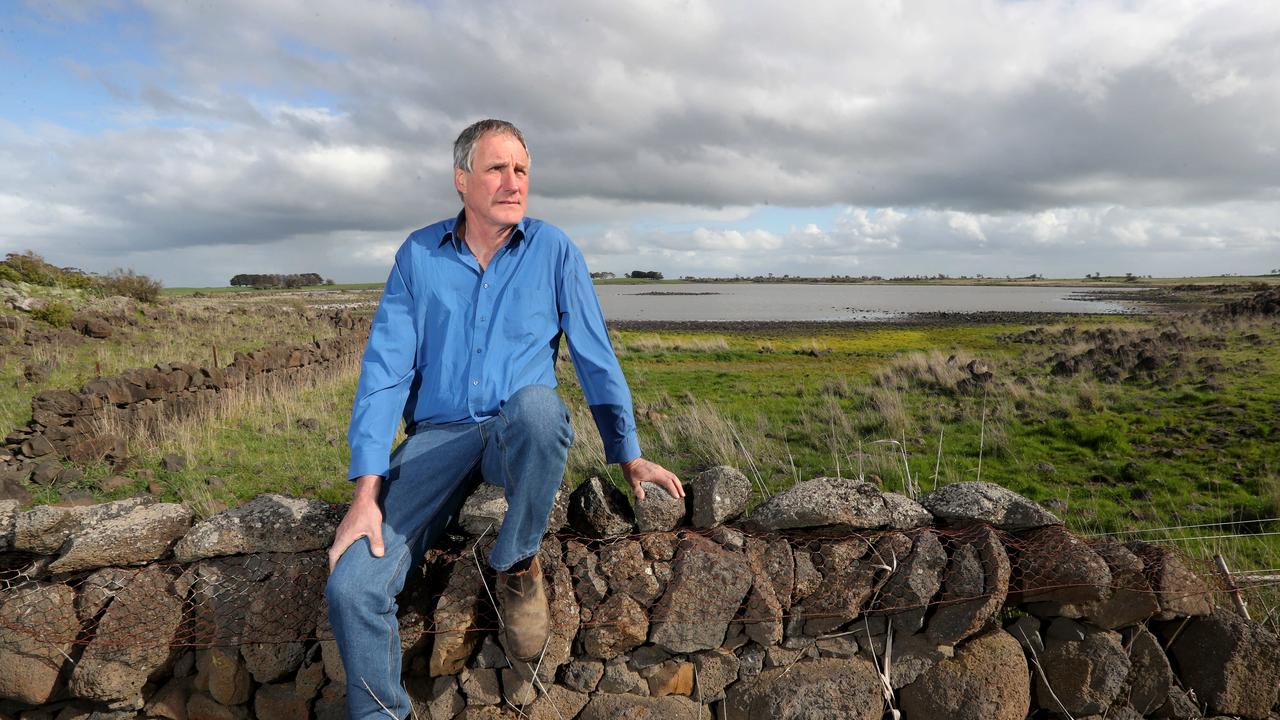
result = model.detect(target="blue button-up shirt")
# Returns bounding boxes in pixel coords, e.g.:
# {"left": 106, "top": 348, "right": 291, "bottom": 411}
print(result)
{"left": 346, "top": 212, "right": 642, "bottom": 481}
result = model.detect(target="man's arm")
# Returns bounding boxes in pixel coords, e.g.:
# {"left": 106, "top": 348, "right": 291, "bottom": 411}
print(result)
{"left": 328, "top": 474, "right": 384, "bottom": 572}
{"left": 329, "top": 242, "right": 420, "bottom": 571}
{"left": 346, "top": 245, "right": 419, "bottom": 481}
{"left": 556, "top": 243, "right": 683, "bottom": 501}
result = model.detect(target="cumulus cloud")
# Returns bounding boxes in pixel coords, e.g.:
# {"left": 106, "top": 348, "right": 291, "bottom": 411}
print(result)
{"left": 0, "top": 0, "right": 1277, "bottom": 284}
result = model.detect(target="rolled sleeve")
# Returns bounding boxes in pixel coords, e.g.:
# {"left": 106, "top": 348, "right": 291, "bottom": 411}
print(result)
{"left": 347, "top": 243, "right": 419, "bottom": 480}
{"left": 557, "top": 246, "right": 642, "bottom": 464}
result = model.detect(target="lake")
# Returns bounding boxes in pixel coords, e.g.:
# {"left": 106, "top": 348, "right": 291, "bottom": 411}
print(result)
{"left": 596, "top": 283, "right": 1140, "bottom": 322}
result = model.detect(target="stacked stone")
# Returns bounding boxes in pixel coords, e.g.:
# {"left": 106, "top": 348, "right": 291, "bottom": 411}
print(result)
{"left": 2, "top": 476, "right": 1279, "bottom": 719}
{"left": 0, "top": 495, "right": 343, "bottom": 719}
{"left": 0, "top": 321, "right": 369, "bottom": 488}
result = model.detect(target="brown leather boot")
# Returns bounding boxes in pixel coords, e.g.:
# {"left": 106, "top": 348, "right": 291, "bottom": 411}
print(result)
{"left": 497, "top": 554, "right": 550, "bottom": 662}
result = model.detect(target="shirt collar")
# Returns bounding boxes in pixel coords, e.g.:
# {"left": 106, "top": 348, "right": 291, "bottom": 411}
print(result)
{"left": 441, "top": 209, "right": 529, "bottom": 250}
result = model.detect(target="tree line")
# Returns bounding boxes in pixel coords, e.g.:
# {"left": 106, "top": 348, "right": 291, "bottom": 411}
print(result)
{"left": 229, "top": 273, "right": 333, "bottom": 288}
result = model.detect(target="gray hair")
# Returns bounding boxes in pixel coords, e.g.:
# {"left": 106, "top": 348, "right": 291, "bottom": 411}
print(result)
{"left": 453, "top": 119, "right": 529, "bottom": 172}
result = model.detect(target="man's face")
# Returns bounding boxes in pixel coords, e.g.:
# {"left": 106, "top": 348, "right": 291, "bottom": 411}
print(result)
{"left": 455, "top": 131, "right": 529, "bottom": 231}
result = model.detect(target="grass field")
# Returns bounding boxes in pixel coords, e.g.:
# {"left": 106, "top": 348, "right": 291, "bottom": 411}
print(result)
{"left": 0, "top": 294, "right": 348, "bottom": 434}
{"left": 572, "top": 318, "right": 1280, "bottom": 541}
{"left": 8, "top": 278, "right": 1280, "bottom": 579}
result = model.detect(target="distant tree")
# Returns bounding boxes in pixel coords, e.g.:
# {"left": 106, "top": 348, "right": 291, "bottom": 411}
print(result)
{"left": 627, "top": 270, "right": 664, "bottom": 280}
{"left": 230, "top": 272, "right": 325, "bottom": 288}
{"left": 590, "top": 271, "right": 615, "bottom": 279}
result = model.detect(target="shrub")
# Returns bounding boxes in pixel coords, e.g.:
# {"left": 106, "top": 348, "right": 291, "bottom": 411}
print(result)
{"left": 0, "top": 250, "right": 101, "bottom": 291}
{"left": 1, "top": 251, "right": 59, "bottom": 286}
{"left": 31, "top": 301, "right": 74, "bottom": 327}
{"left": 99, "top": 268, "right": 163, "bottom": 303}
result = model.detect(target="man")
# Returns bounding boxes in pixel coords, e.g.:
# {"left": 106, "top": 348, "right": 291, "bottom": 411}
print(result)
{"left": 325, "top": 119, "right": 684, "bottom": 719}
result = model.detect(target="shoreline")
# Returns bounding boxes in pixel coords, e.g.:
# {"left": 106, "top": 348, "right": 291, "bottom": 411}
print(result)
{"left": 605, "top": 310, "right": 1152, "bottom": 333}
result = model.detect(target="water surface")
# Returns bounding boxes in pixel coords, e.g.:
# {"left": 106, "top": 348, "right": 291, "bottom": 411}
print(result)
{"left": 596, "top": 283, "right": 1139, "bottom": 322}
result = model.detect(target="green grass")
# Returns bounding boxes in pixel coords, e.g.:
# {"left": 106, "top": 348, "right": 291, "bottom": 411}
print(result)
{"left": 56, "top": 354, "right": 363, "bottom": 516}
{"left": 564, "top": 315, "right": 1280, "bottom": 573}
{"left": 21, "top": 286, "right": 1280, "bottom": 583}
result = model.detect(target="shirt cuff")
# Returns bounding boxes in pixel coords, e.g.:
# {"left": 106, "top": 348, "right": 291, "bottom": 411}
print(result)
{"left": 347, "top": 448, "right": 389, "bottom": 482}
{"left": 590, "top": 403, "right": 642, "bottom": 465}
{"left": 607, "top": 434, "right": 642, "bottom": 466}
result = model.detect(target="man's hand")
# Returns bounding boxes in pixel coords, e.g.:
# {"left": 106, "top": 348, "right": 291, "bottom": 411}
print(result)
{"left": 620, "top": 457, "right": 684, "bottom": 502}
{"left": 327, "top": 474, "right": 386, "bottom": 574}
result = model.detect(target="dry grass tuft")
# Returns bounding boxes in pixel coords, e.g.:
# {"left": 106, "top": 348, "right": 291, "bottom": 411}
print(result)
{"left": 874, "top": 350, "right": 970, "bottom": 392}
{"left": 619, "top": 334, "right": 730, "bottom": 353}
{"left": 869, "top": 385, "right": 910, "bottom": 436}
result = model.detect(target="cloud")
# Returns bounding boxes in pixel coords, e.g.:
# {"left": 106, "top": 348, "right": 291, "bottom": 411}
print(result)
{"left": 1, "top": 0, "right": 1277, "bottom": 284}
{"left": 573, "top": 200, "right": 1280, "bottom": 279}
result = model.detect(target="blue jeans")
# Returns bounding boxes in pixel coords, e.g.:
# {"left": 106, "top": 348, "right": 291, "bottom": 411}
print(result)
{"left": 325, "top": 384, "right": 574, "bottom": 720}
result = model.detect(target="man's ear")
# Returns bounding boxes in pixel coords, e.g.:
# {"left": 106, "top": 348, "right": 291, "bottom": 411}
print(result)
{"left": 454, "top": 167, "right": 467, "bottom": 198}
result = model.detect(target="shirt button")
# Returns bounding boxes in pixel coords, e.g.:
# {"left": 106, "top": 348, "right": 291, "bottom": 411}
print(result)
{"left": 475, "top": 348, "right": 482, "bottom": 354}
{"left": 479, "top": 316, "right": 487, "bottom": 322}
{"left": 482, "top": 282, "right": 489, "bottom": 289}
{"left": 472, "top": 379, "right": 479, "bottom": 386}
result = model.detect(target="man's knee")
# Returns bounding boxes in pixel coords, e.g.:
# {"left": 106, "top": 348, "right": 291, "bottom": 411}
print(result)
{"left": 502, "top": 385, "right": 572, "bottom": 445}
{"left": 325, "top": 543, "right": 397, "bottom": 615}
{"left": 325, "top": 566, "right": 361, "bottom": 614}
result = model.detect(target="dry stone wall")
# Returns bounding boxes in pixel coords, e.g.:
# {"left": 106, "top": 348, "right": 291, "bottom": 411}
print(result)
{"left": 1, "top": 476, "right": 1277, "bottom": 719}
{"left": 0, "top": 316, "right": 369, "bottom": 479}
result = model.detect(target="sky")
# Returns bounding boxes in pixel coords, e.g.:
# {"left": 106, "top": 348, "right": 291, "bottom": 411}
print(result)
{"left": 1, "top": 0, "right": 1278, "bottom": 287}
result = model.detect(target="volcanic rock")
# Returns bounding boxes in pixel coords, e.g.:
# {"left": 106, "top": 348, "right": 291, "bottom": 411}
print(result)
{"left": 172, "top": 494, "right": 341, "bottom": 561}
{"left": 927, "top": 524, "right": 1011, "bottom": 646}
{"left": 649, "top": 535, "right": 752, "bottom": 653}
{"left": 725, "top": 657, "right": 882, "bottom": 720}
{"left": 569, "top": 476, "right": 635, "bottom": 538}
{"left": 1165, "top": 608, "right": 1280, "bottom": 718}
{"left": 899, "top": 630, "right": 1030, "bottom": 720}
{"left": 0, "top": 582, "right": 79, "bottom": 704}
{"left": 920, "top": 481, "right": 1061, "bottom": 530}
{"left": 69, "top": 566, "right": 184, "bottom": 703}
{"left": 579, "top": 694, "right": 709, "bottom": 719}
{"left": 634, "top": 481, "right": 685, "bottom": 532}
{"left": 745, "top": 477, "right": 931, "bottom": 531}
{"left": 14, "top": 496, "right": 153, "bottom": 554}
{"left": 1033, "top": 622, "right": 1131, "bottom": 717}
{"left": 688, "top": 465, "right": 750, "bottom": 528}
{"left": 48, "top": 501, "right": 192, "bottom": 574}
